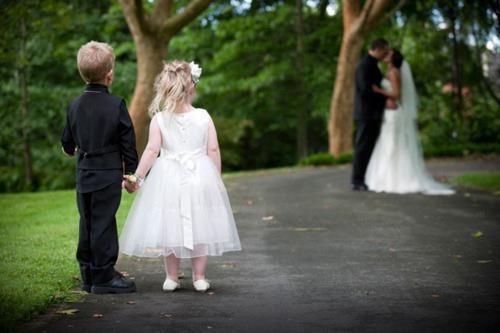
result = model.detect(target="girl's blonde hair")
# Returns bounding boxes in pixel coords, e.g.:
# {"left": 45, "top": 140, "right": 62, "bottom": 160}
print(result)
{"left": 148, "top": 60, "right": 194, "bottom": 117}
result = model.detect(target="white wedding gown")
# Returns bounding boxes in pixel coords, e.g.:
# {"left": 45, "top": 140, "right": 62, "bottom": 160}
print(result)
{"left": 365, "top": 62, "right": 454, "bottom": 195}
{"left": 119, "top": 108, "right": 242, "bottom": 258}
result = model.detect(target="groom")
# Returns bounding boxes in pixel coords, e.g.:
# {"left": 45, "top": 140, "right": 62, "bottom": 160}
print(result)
{"left": 351, "top": 38, "right": 390, "bottom": 191}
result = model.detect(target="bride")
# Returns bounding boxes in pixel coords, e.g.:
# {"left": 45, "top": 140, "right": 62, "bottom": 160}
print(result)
{"left": 365, "top": 49, "right": 455, "bottom": 195}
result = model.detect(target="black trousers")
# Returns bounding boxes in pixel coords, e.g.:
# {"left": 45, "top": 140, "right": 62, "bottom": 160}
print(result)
{"left": 351, "top": 119, "right": 382, "bottom": 185}
{"left": 76, "top": 182, "right": 122, "bottom": 285}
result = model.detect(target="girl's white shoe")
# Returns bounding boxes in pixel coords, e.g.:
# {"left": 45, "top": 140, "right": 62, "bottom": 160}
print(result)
{"left": 163, "top": 278, "right": 181, "bottom": 292}
{"left": 193, "top": 279, "right": 211, "bottom": 292}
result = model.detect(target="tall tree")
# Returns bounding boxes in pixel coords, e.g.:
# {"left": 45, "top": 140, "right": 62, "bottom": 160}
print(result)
{"left": 295, "top": 0, "right": 308, "bottom": 159}
{"left": 327, "top": 0, "right": 404, "bottom": 156}
{"left": 18, "top": 14, "right": 34, "bottom": 189}
{"left": 119, "top": 0, "right": 214, "bottom": 153}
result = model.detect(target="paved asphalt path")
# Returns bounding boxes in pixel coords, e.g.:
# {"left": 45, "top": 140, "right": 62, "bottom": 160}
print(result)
{"left": 25, "top": 157, "right": 500, "bottom": 333}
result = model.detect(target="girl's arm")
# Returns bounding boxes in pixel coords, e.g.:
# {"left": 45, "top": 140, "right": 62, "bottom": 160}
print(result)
{"left": 134, "top": 114, "right": 162, "bottom": 179}
{"left": 207, "top": 116, "right": 221, "bottom": 174}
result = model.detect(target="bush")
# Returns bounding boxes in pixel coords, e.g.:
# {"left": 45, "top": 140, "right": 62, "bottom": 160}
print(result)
{"left": 299, "top": 151, "right": 353, "bottom": 166}
{"left": 423, "top": 143, "right": 500, "bottom": 158}
{"left": 299, "top": 143, "right": 500, "bottom": 167}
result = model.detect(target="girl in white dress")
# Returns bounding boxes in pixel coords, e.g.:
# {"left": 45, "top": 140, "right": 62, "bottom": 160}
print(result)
{"left": 119, "top": 60, "right": 241, "bottom": 292}
{"left": 365, "top": 50, "right": 455, "bottom": 195}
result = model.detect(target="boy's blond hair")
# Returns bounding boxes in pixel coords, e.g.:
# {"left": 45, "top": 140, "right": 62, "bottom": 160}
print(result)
{"left": 77, "top": 41, "right": 115, "bottom": 83}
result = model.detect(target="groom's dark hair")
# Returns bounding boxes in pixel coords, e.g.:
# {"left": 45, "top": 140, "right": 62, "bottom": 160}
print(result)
{"left": 370, "top": 38, "right": 389, "bottom": 50}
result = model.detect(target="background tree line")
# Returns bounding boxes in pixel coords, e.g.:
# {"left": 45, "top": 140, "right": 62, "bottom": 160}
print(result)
{"left": 0, "top": 0, "right": 498, "bottom": 192}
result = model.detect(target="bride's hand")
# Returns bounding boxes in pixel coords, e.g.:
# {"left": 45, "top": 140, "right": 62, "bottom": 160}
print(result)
{"left": 386, "top": 99, "right": 398, "bottom": 109}
{"left": 372, "top": 85, "right": 383, "bottom": 94}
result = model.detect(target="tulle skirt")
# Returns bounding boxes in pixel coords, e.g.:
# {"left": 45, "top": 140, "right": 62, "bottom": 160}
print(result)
{"left": 119, "top": 154, "right": 242, "bottom": 258}
{"left": 366, "top": 108, "right": 455, "bottom": 195}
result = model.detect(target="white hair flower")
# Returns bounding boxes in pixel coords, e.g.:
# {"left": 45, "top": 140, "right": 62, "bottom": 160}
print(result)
{"left": 189, "top": 61, "right": 202, "bottom": 83}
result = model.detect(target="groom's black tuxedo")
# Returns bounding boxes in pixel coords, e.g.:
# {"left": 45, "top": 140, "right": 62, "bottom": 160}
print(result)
{"left": 352, "top": 54, "right": 387, "bottom": 186}
{"left": 61, "top": 83, "right": 138, "bottom": 285}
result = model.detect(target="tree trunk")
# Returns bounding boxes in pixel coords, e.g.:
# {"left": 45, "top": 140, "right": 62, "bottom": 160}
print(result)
{"left": 19, "top": 16, "right": 34, "bottom": 189}
{"left": 328, "top": 32, "right": 364, "bottom": 156}
{"left": 129, "top": 35, "right": 169, "bottom": 154}
{"left": 295, "top": 0, "right": 308, "bottom": 159}
{"left": 449, "top": 7, "right": 464, "bottom": 122}
{"left": 326, "top": 0, "right": 402, "bottom": 157}
{"left": 119, "top": 0, "right": 214, "bottom": 156}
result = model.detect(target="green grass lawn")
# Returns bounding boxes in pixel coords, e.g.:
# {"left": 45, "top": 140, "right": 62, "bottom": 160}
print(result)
{"left": 452, "top": 172, "right": 500, "bottom": 193}
{"left": 0, "top": 189, "right": 134, "bottom": 330}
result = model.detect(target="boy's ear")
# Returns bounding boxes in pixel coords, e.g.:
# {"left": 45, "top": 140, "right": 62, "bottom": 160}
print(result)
{"left": 106, "top": 69, "right": 113, "bottom": 83}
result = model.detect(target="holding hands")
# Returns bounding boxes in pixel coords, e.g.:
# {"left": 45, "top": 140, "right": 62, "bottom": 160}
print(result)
{"left": 122, "top": 174, "right": 143, "bottom": 193}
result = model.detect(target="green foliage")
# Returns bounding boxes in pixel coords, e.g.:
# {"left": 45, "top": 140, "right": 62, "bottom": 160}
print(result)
{"left": 452, "top": 172, "right": 500, "bottom": 192}
{"left": 299, "top": 151, "right": 353, "bottom": 166}
{"left": 0, "top": 189, "right": 134, "bottom": 329}
{"left": 299, "top": 143, "right": 500, "bottom": 167}
{"left": 0, "top": 0, "right": 498, "bottom": 192}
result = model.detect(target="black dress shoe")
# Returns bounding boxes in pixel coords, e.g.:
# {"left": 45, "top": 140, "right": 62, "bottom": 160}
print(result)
{"left": 91, "top": 272, "right": 136, "bottom": 294}
{"left": 82, "top": 284, "right": 91, "bottom": 293}
{"left": 351, "top": 183, "right": 369, "bottom": 191}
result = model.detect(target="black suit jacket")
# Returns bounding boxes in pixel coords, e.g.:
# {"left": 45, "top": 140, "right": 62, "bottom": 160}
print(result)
{"left": 354, "top": 54, "right": 387, "bottom": 121}
{"left": 61, "top": 83, "right": 138, "bottom": 193}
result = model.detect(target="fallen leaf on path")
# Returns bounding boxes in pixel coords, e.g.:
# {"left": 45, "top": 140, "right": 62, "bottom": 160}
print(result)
{"left": 220, "top": 263, "right": 236, "bottom": 269}
{"left": 477, "top": 260, "right": 492, "bottom": 264}
{"left": 388, "top": 248, "right": 396, "bottom": 252}
{"left": 207, "top": 291, "right": 215, "bottom": 295}
{"left": 56, "top": 309, "right": 79, "bottom": 315}
{"left": 262, "top": 216, "right": 274, "bottom": 221}
{"left": 471, "top": 231, "right": 483, "bottom": 238}
{"left": 93, "top": 313, "right": 103, "bottom": 319}
{"left": 126, "top": 300, "right": 136, "bottom": 305}
{"left": 431, "top": 294, "right": 440, "bottom": 298}
{"left": 246, "top": 200, "right": 253, "bottom": 205}
{"left": 162, "top": 313, "right": 173, "bottom": 318}
{"left": 451, "top": 254, "right": 462, "bottom": 259}
{"left": 121, "top": 271, "right": 130, "bottom": 277}
{"left": 291, "top": 227, "right": 326, "bottom": 232}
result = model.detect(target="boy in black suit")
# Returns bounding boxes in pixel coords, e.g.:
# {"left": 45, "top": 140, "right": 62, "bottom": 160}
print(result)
{"left": 61, "top": 41, "right": 138, "bottom": 294}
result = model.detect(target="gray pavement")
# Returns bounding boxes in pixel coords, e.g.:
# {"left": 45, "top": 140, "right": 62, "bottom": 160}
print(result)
{"left": 24, "top": 157, "right": 500, "bottom": 332}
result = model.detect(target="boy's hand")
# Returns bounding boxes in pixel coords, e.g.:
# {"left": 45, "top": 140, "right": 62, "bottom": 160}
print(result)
{"left": 123, "top": 181, "right": 137, "bottom": 193}
{"left": 123, "top": 175, "right": 141, "bottom": 193}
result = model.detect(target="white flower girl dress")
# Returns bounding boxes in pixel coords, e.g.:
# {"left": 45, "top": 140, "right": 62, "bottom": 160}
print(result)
{"left": 119, "top": 108, "right": 241, "bottom": 258}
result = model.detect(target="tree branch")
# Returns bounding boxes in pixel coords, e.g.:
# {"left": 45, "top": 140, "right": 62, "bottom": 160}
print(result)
{"left": 119, "top": 0, "right": 151, "bottom": 36}
{"left": 365, "top": 0, "right": 404, "bottom": 30}
{"left": 163, "top": 0, "right": 214, "bottom": 35}
{"left": 356, "top": 0, "right": 376, "bottom": 31}
{"left": 342, "top": 0, "right": 361, "bottom": 28}
{"left": 151, "top": 0, "right": 173, "bottom": 29}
